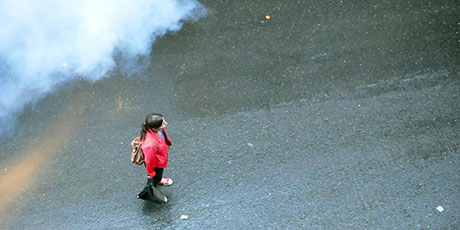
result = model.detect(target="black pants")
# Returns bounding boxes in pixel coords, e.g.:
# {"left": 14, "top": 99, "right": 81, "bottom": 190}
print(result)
{"left": 151, "top": 168, "right": 164, "bottom": 187}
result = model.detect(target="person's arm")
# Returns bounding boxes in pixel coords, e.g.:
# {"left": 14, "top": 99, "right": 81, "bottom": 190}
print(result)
{"left": 162, "top": 128, "right": 172, "bottom": 149}
{"left": 142, "top": 144, "right": 158, "bottom": 178}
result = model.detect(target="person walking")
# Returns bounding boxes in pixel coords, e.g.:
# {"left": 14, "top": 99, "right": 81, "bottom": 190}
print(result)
{"left": 139, "top": 113, "right": 173, "bottom": 202}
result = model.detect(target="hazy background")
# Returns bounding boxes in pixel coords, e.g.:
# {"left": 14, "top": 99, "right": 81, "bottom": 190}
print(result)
{"left": 0, "top": 0, "right": 205, "bottom": 134}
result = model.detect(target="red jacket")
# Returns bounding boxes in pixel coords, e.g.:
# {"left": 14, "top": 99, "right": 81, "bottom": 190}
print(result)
{"left": 141, "top": 128, "right": 172, "bottom": 178}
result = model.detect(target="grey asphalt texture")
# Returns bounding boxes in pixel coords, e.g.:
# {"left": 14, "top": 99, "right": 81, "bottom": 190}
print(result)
{"left": 1, "top": 0, "right": 459, "bottom": 229}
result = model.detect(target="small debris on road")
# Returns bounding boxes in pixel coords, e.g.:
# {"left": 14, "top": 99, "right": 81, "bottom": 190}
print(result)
{"left": 436, "top": 206, "right": 444, "bottom": 212}
{"left": 180, "top": 215, "right": 189, "bottom": 220}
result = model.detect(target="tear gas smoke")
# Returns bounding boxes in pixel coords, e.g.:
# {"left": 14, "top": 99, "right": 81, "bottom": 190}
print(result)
{"left": 0, "top": 0, "right": 205, "bottom": 135}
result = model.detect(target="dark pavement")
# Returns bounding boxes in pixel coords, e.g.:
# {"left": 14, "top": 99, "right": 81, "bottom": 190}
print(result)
{"left": 0, "top": 0, "right": 459, "bottom": 229}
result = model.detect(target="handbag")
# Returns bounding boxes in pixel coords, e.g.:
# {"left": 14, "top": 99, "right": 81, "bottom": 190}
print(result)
{"left": 130, "top": 136, "right": 144, "bottom": 165}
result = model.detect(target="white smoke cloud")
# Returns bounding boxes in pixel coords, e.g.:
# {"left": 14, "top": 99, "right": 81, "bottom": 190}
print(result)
{"left": 0, "top": 0, "right": 206, "bottom": 134}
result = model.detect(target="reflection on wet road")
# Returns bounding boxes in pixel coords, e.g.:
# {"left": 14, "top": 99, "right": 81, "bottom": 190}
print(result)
{"left": 0, "top": 90, "right": 92, "bottom": 225}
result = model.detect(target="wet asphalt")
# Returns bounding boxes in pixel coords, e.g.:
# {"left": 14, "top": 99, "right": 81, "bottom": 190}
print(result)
{"left": 0, "top": 0, "right": 459, "bottom": 229}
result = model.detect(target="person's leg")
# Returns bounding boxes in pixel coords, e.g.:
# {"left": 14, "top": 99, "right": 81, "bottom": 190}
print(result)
{"left": 152, "top": 168, "right": 164, "bottom": 187}
{"left": 144, "top": 168, "right": 167, "bottom": 203}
